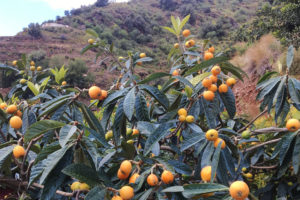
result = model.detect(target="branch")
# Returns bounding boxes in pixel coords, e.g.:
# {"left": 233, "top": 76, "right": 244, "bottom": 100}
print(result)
{"left": 252, "top": 127, "right": 287, "bottom": 135}
{"left": 238, "top": 108, "right": 268, "bottom": 133}
{"left": 160, "top": 145, "right": 176, "bottom": 154}
{"left": 243, "top": 138, "right": 281, "bottom": 152}
{"left": 250, "top": 164, "right": 278, "bottom": 169}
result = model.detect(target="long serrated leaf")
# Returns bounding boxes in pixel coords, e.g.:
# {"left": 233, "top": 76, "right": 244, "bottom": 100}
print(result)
{"left": 292, "top": 136, "right": 300, "bottom": 174}
{"left": 211, "top": 142, "right": 221, "bottom": 183}
{"left": 162, "top": 26, "right": 177, "bottom": 35}
{"left": 286, "top": 45, "right": 294, "bottom": 70}
{"left": 140, "top": 84, "right": 169, "bottom": 109}
{"left": 85, "top": 187, "right": 106, "bottom": 200}
{"left": 219, "top": 87, "right": 236, "bottom": 118}
{"left": 279, "top": 132, "right": 297, "bottom": 166}
{"left": 168, "top": 160, "right": 193, "bottom": 175}
{"left": 179, "top": 14, "right": 190, "bottom": 30}
{"left": 135, "top": 93, "right": 150, "bottom": 121}
{"left": 0, "top": 145, "right": 13, "bottom": 168}
{"left": 182, "top": 183, "right": 229, "bottom": 198}
{"left": 27, "top": 81, "right": 39, "bottom": 96}
{"left": 161, "top": 186, "right": 184, "bottom": 193}
{"left": 257, "top": 71, "right": 279, "bottom": 85}
{"left": 86, "top": 28, "right": 99, "bottom": 38}
{"left": 102, "top": 88, "right": 129, "bottom": 107}
{"left": 138, "top": 72, "right": 170, "bottom": 85}
{"left": 186, "top": 57, "right": 229, "bottom": 75}
{"left": 123, "top": 87, "right": 136, "bottom": 120}
{"left": 59, "top": 125, "right": 77, "bottom": 147}
{"left": 180, "top": 136, "right": 204, "bottom": 152}
{"left": 113, "top": 99, "right": 126, "bottom": 146}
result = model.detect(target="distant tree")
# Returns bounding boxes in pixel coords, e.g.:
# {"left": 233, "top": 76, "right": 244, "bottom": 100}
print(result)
{"left": 159, "top": 0, "right": 177, "bottom": 10}
{"left": 95, "top": 0, "right": 109, "bottom": 7}
{"left": 27, "top": 23, "right": 42, "bottom": 38}
{"left": 65, "top": 59, "right": 94, "bottom": 87}
{"left": 64, "top": 10, "right": 70, "bottom": 16}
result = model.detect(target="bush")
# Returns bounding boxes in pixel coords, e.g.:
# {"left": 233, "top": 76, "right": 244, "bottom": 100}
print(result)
{"left": 27, "top": 23, "right": 42, "bottom": 38}
{"left": 95, "top": 0, "right": 109, "bottom": 7}
{"left": 65, "top": 59, "right": 94, "bottom": 87}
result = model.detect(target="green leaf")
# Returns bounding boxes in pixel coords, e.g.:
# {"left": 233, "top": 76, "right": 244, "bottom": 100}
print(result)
{"left": 123, "top": 87, "right": 136, "bottom": 120}
{"left": 220, "top": 62, "right": 247, "bottom": 81}
{"left": 27, "top": 81, "right": 39, "bottom": 96}
{"left": 190, "top": 72, "right": 210, "bottom": 86}
{"left": 86, "top": 28, "right": 99, "bottom": 38}
{"left": 171, "top": 16, "right": 179, "bottom": 35}
{"left": 279, "top": 132, "right": 297, "bottom": 166}
{"left": 168, "top": 160, "right": 193, "bottom": 175}
{"left": 138, "top": 72, "right": 170, "bottom": 85}
{"left": 29, "top": 161, "right": 45, "bottom": 187}
{"left": 40, "top": 76, "right": 50, "bottom": 93}
{"left": 288, "top": 79, "right": 300, "bottom": 104}
{"left": 173, "top": 76, "right": 194, "bottom": 89}
{"left": 144, "top": 121, "right": 175, "bottom": 155}
{"left": 286, "top": 45, "right": 294, "bottom": 70}
{"left": 59, "top": 125, "right": 77, "bottom": 147}
{"left": 34, "top": 142, "right": 61, "bottom": 164}
{"left": 103, "top": 88, "right": 129, "bottom": 107}
{"left": 140, "top": 84, "right": 169, "bottom": 110}
{"left": 219, "top": 87, "right": 236, "bottom": 118}
{"left": 162, "top": 26, "right": 177, "bottom": 36}
{"left": 257, "top": 71, "right": 279, "bottom": 85}
{"left": 161, "top": 186, "right": 184, "bottom": 193}
{"left": 135, "top": 93, "right": 150, "bottom": 121}
{"left": 24, "top": 120, "right": 65, "bottom": 143}
{"left": 81, "top": 44, "right": 99, "bottom": 55}
{"left": 0, "top": 145, "right": 13, "bottom": 168}
{"left": 211, "top": 142, "right": 221, "bottom": 183}
{"left": 182, "top": 183, "right": 229, "bottom": 198}
{"left": 39, "top": 145, "right": 72, "bottom": 184}
{"left": 139, "top": 188, "right": 154, "bottom": 200}
{"left": 113, "top": 99, "right": 126, "bottom": 146}
{"left": 186, "top": 57, "right": 229, "bottom": 75}
{"left": 62, "top": 163, "right": 101, "bottom": 187}
{"left": 85, "top": 187, "right": 106, "bottom": 200}
{"left": 180, "top": 135, "right": 204, "bottom": 152}
{"left": 82, "top": 137, "right": 101, "bottom": 169}
{"left": 179, "top": 15, "right": 190, "bottom": 30}
{"left": 292, "top": 136, "right": 300, "bottom": 174}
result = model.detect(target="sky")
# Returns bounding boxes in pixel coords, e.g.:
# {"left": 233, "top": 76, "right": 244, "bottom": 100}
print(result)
{"left": 0, "top": 0, "right": 128, "bottom": 36}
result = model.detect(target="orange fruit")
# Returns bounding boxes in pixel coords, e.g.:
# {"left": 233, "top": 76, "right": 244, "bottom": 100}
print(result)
{"left": 0, "top": 103, "right": 7, "bottom": 110}
{"left": 112, "top": 195, "right": 123, "bottom": 200}
{"left": 208, "top": 46, "right": 215, "bottom": 53}
{"left": 20, "top": 79, "right": 26, "bottom": 84}
{"left": 179, "top": 115, "right": 186, "bottom": 122}
{"left": 206, "top": 129, "right": 218, "bottom": 141}
{"left": 218, "top": 84, "right": 228, "bottom": 93}
{"left": 129, "top": 173, "right": 140, "bottom": 184}
{"left": 88, "top": 38, "right": 94, "bottom": 44}
{"left": 182, "top": 29, "right": 191, "bottom": 37}
{"left": 200, "top": 166, "right": 214, "bottom": 182}
{"left": 208, "top": 84, "right": 218, "bottom": 93}
{"left": 137, "top": 61, "right": 142, "bottom": 66}
{"left": 15, "top": 110, "right": 22, "bottom": 118}
{"left": 186, "top": 115, "right": 194, "bottom": 123}
{"left": 185, "top": 41, "right": 191, "bottom": 48}
{"left": 10, "top": 116, "right": 22, "bottom": 129}
{"left": 214, "top": 138, "right": 226, "bottom": 149}
{"left": 202, "top": 78, "right": 212, "bottom": 88}
{"left": 132, "top": 129, "right": 139, "bottom": 136}
{"left": 30, "top": 66, "right": 35, "bottom": 71}
{"left": 120, "top": 160, "right": 132, "bottom": 175}
{"left": 211, "top": 66, "right": 221, "bottom": 76}
{"left": 186, "top": 39, "right": 195, "bottom": 48}
{"left": 117, "top": 169, "right": 129, "bottom": 180}
{"left": 140, "top": 53, "right": 146, "bottom": 58}
{"left": 119, "top": 186, "right": 134, "bottom": 200}
{"left": 30, "top": 61, "right": 35, "bottom": 66}
{"left": 147, "top": 174, "right": 159, "bottom": 186}
{"left": 88, "top": 86, "right": 102, "bottom": 99}
{"left": 13, "top": 145, "right": 25, "bottom": 158}
{"left": 172, "top": 69, "right": 179, "bottom": 76}
{"left": 229, "top": 181, "right": 249, "bottom": 200}
{"left": 6, "top": 105, "right": 17, "bottom": 114}
{"left": 99, "top": 90, "right": 108, "bottom": 100}
{"left": 62, "top": 81, "right": 67, "bottom": 86}
{"left": 174, "top": 43, "right": 179, "bottom": 49}
{"left": 286, "top": 119, "right": 300, "bottom": 132}
{"left": 178, "top": 108, "right": 187, "bottom": 116}
{"left": 204, "top": 52, "right": 213, "bottom": 61}
{"left": 226, "top": 78, "right": 236, "bottom": 86}
{"left": 209, "top": 75, "right": 218, "bottom": 83}
{"left": 70, "top": 181, "right": 81, "bottom": 191}
{"left": 37, "top": 66, "right": 42, "bottom": 71}
{"left": 79, "top": 183, "right": 90, "bottom": 191}
{"left": 161, "top": 170, "right": 174, "bottom": 184}
{"left": 203, "top": 91, "right": 215, "bottom": 101}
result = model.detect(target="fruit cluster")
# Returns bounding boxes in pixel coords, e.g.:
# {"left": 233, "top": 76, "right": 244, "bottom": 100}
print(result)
{"left": 0, "top": 103, "right": 23, "bottom": 129}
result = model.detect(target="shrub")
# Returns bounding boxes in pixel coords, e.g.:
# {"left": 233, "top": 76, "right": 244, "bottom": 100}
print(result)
{"left": 65, "top": 59, "right": 94, "bottom": 87}
{"left": 27, "top": 23, "right": 42, "bottom": 38}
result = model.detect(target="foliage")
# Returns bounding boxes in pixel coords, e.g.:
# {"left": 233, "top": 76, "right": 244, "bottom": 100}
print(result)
{"left": 95, "top": 0, "right": 109, "bottom": 7}
{"left": 27, "top": 23, "right": 42, "bottom": 39}
{"left": 0, "top": 15, "right": 299, "bottom": 200}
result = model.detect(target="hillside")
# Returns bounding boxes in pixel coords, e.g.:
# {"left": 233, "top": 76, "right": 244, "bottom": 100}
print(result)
{"left": 0, "top": 0, "right": 268, "bottom": 88}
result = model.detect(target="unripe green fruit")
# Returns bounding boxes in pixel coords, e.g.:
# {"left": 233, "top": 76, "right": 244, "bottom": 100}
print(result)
{"left": 126, "top": 128, "right": 133, "bottom": 136}
{"left": 241, "top": 130, "right": 251, "bottom": 139}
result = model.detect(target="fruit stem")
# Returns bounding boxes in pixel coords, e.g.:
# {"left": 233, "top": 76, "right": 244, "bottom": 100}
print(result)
{"left": 107, "top": 187, "right": 119, "bottom": 194}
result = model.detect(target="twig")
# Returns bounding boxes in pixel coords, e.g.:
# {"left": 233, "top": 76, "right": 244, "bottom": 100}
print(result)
{"left": 250, "top": 165, "right": 278, "bottom": 169}
{"left": 238, "top": 109, "right": 268, "bottom": 133}
{"left": 160, "top": 145, "right": 176, "bottom": 154}
{"left": 243, "top": 138, "right": 281, "bottom": 152}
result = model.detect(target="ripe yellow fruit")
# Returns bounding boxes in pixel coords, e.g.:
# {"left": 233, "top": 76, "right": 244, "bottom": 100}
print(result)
{"left": 242, "top": 167, "right": 247, "bottom": 172}
{"left": 218, "top": 84, "right": 228, "bottom": 93}
{"left": 186, "top": 115, "right": 194, "bottom": 123}
{"left": 209, "top": 75, "right": 218, "bottom": 83}
{"left": 179, "top": 115, "right": 186, "bottom": 122}
{"left": 178, "top": 108, "right": 187, "bottom": 116}
{"left": 161, "top": 170, "right": 174, "bottom": 184}
{"left": 20, "top": 79, "right": 26, "bottom": 85}
{"left": 229, "top": 181, "right": 249, "bottom": 200}
{"left": 206, "top": 129, "right": 218, "bottom": 141}
{"left": 132, "top": 129, "right": 139, "bottom": 136}
{"left": 30, "top": 61, "right": 35, "bottom": 66}
{"left": 62, "top": 81, "right": 67, "bottom": 86}
{"left": 214, "top": 138, "right": 226, "bottom": 149}
{"left": 202, "top": 78, "right": 212, "bottom": 88}
{"left": 140, "top": 53, "right": 146, "bottom": 58}
{"left": 208, "top": 84, "right": 218, "bottom": 93}
{"left": 112, "top": 195, "right": 123, "bottom": 200}
{"left": 6, "top": 105, "right": 17, "bottom": 114}
{"left": 88, "top": 38, "right": 94, "bottom": 44}
{"left": 10, "top": 116, "right": 23, "bottom": 129}
{"left": 203, "top": 91, "right": 215, "bottom": 101}
{"left": 243, "top": 173, "right": 253, "bottom": 179}
{"left": 88, "top": 86, "right": 102, "bottom": 99}
{"left": 0, "top": 103, "right": 7, "bottom": 110}
{"left": 174, "top": 43, "right": 179, "bottom": 49}
{"left": 126, "top": 128, "right": 133, "bottom": 136}
{"left": 182, "top": 29, "right": 191, "bottom": 37}
{"left": 201, "top": 166, "right": 213, "bottom": 182}
{"left": 79, "top": 183, "right": 90, "bottom": 191}
{"left": 172, "top": 69, "right": 179, "bottom": 76}
{"left": 226, "top": 78, "right": 236, "bottom": 86}
{"left": 120, "top": 160, "right": 132, "bottom": 175}
{"left": 204, "top": 52, "right": 213, "bottom": 61}
{"left": 119, "top": 186, "right": 134, "bottom": 200}
{"left": 188, "top": 39, "right": 195, "bottom": 47}
{"left": 286, "top": 119, "right": 300, "bottom": 132}
{"left": 15, "top": 110, "right": 22, "bottom": 118}
{"left": 147, "top": 174, "right": 159, "bottom": 186}
{"left": 185, "top": 41, "right": 190, "bottom": 48}
{"left": 70, "top": 181, "right": 81, "bottom": 191}
{"left": 105, "top": 130, "right": 113, "bottom": 140}
{"left": 208, "top": 46, "right": 215, "bottom": 53}
{"left": 37, "top": 66, "right": 42, "bottom": 71}
{"left": 211, "top": 66, "right": 221, "bottom": 76}
{"left": 30, "top": 66, "right": 35, "bottom": 71}
{"left": 129, "top": 173, "right": 140, "bottom": 184}
{"left": 118, "top": 56, "right": 124, "bottom": 62}
{"left": 117, "top": 169, "right": 129, "bottom": 180}
{"left": 99, "top": 90, "right": 108, "bottom": 100}
{"left": 13, "top": 145, "right": 25, "bottom": 158}
{"left": 127, "top": 140, "right": 134, "bottom": 145}
{"left": 12, "top": 60, "right": 17, "bottom": 66}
